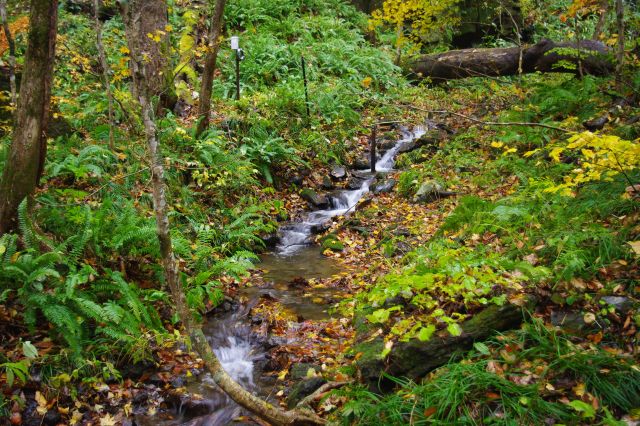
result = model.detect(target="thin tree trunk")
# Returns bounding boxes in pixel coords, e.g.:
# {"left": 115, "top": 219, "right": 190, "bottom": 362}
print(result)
{"left": 592, "top": 0, "right": 609, "bottom": 40}
{"left": 615, "top": 0, "right": 625, "bottom": 90}
{"left": 93, "top": 0, "right": 115, "bottom": 150}
{"left": 196, "top": 0, "right": 226, "bottom": 138}
{"left": 0, "top": 0, "right": 16, "bottom": 106}
{"left": 0, "top": 0, "right": 58, "bottom": 234}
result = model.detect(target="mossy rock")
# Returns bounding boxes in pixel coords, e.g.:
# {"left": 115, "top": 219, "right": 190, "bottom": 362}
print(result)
{"left": 321, "top": 234, "right": 344, "bottom": 251}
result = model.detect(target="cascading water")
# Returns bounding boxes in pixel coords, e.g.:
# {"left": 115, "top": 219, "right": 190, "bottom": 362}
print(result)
{"left": 275, "top": 126, "right": 426, "bottom": 256}
{"left": 141, "top": 125, "right": 427, "bottom": 425}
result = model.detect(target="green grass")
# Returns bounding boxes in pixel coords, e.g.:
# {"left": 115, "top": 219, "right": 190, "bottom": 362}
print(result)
{"left": 338, "top": 319, "right": 640, "bottom": 425}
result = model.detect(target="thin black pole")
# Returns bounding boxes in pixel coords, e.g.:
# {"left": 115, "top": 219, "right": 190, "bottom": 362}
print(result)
{"left": 301, "top": 55, "right": 310, "bottom": 118}
{"left": 370, "top": 124, "right": 377, "bottom": 173}
{"left": 235, "top": 49, "right": 240, "bottom": 100}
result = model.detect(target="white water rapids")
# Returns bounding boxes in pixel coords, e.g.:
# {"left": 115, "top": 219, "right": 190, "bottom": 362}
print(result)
{"left": 275, "top": 126, "right": 426, "bottom": 255}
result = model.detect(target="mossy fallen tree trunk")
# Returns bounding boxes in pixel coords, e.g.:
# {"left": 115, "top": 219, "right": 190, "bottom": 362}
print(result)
{"left": 355, "top": 303, "right": 526, "bottom": 392}
{"left": 409, "top": 39, "right": 612, "bottom": 81}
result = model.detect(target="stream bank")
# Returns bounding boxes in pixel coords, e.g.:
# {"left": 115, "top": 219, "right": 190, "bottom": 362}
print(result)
{"left": 135, "top": 125, "right": 430, "bottom": 424}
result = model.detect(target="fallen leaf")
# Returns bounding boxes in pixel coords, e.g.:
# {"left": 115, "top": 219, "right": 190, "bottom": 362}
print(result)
{"left": 100, "top": 413, "right": 117, "bottom": 426}
{"left": 583, "top": 312, "right": 596, "bottom": 324}
{"left": 34, "top": 391, "right": 47, "bottom": 416}
{"left": 628, "top": 241, "right": 640, "bottom": 256}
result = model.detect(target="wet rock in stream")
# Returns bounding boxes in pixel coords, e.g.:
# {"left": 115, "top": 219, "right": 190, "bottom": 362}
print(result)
{"left": 164, "top": 391, "right": 216, "bottom": 420}
{"left": 261, "top": 233, "right": 280, "bottom": 249}
{"left": 300, "top": 188, "right": 330, "bottom": 209}
{"left": 330, "top": 165, "right": 347, "bottom": 180}
{"left": 398, "top": 129, "right": 447, "bottom": 154}
{"left": 321, "top": 175, "right": 335, "bottom": 190}
{"left": 372, "top": 178, "right": 396, "bottom": 193}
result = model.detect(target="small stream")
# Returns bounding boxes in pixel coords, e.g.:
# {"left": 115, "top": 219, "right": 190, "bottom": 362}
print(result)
{"left": 140, "top": 125, "right": 426, "bottom": 425}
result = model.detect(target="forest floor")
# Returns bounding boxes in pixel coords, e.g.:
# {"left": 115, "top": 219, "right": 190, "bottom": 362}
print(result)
{"left": 5, "top": 75, "right": 640, "bottom": 426}
{"left": 7, "top": 72, "right": 638, "bottom": 425}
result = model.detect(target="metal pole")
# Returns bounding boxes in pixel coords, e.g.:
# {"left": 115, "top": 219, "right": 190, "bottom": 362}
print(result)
{"left": 235, "top": 49, "right": 240, "bottom": 100}
{"left": 301, "top": 55, "right": 310, "bottom": 118}
{"left": 370, "top": 124, "right": 377, "bottom": 173}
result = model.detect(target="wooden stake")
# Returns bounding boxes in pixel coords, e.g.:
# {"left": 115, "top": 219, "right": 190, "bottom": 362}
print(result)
{"left": 370, "top": 124, "right": 377, "bottom": 173}
{"left": 301, "top": 55, "right": 310, "bottom": 119}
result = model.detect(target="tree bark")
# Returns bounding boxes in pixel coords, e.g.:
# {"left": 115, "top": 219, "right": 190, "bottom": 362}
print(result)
{"left": 615, "top": 0, "right": 624, "bottom": 91}
{"left": 0, "top": 0, "right": 16, "bottom": 106}
{"left": 119, "top": 0, "right": 176, "bottom": 114}
{"left": 592, "top": 0, "right": 609, "bottom": 40}
{"left": 93, "top": 0, "right": 115, "bottom": 150}
{"left": 0, "top": 0, "right": 58, "bottom": 234}
{"left": 409, "top": 39, "right": 613, "bottom": 81}
{"left": 196, "top": 0, "right": 226, "bottom": 138}
{"left": 128, "top": 11, "right": 324, "bottom": 426}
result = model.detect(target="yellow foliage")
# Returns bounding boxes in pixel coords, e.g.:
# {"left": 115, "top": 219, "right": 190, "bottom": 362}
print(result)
{"left": 539, "top": 132, "right": 640, "bottom": 196}
{"left": 369, "top": 0, "right": 462, "bottom": 47}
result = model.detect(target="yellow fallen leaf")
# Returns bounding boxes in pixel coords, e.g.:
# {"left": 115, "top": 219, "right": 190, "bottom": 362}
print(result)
{"left": 35, "top": 391, "right": 48, "bottom": 415}
{"left": 583, "top": 312, "right": 596, "bottom": 324}
{"left": 100, "top": 413, "right": 117, "bottom": 426}
{"left": 628, "top": 241, "right": 640, "bottom": 257}
{"left": 70, "top": 410, "right": 83, "bottom": 426}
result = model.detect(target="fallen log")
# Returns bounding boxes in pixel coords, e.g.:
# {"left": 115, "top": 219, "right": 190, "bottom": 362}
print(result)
{"left": 409, "top": 39, "right": 613, "bottom": 81}
{"left": 355, "top": 302, "right": 529, "bottom": 392}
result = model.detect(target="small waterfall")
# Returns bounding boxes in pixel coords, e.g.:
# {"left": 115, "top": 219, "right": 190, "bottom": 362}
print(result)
{"left": 275, "top": 125, "right": 426, "bottom": 256}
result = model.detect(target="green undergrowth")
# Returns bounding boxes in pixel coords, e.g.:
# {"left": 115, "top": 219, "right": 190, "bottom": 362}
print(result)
{"left": 338, "top": 319, "right": 640, "bottom": 425}
{"left": 344, "top": 70, "right": 639, "bottom": 424}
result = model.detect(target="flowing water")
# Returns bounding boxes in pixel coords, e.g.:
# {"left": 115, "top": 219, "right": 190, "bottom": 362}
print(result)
{"left": 141, "top": 125, "right": 426, "bottom": 425}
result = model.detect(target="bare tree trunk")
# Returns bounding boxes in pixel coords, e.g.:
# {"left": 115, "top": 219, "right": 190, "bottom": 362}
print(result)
{"left": 127, "top": 9, "right": 324, "bottom": 426}
{"left": 93, "top": 0, "right": 115, "bottom": 150}
{"left": 0, "top": 0, "right": 58, "bottom": 234}
{"left": 119, "top": 0, "right": 176, "bottom": 115}
{"left": 0, "top": 0, "right": 16, "bottom": 106}
{"left": 592, "top": 0, "right": 609, "bottom": 40}
{"left": 196, "top": 0, "right": 226, "bottom": 138}
{"left": 615, "top": 0, "right": 625, "bottom": 91}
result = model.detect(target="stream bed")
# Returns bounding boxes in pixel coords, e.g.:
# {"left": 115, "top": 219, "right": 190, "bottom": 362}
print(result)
{"left": 139, "top": 125, "right": 426, "bottom": 425}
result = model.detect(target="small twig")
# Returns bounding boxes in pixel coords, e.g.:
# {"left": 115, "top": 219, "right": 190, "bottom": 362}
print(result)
{"left": 399, "top": 104, "right": 571, "bottom": 133}
{"left": 296, "top": 381, "right": 352, "bottom": 408}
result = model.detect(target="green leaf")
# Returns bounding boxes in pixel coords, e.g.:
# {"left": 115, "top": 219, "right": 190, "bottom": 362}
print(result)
{"left": 417, "top": 325, "right": 436, "bottom": 341}
{"left": 380, "top": 340, "right": 393, "bottom": 359}
{"left": 5, "top": 368, "right": 14, "bottom": 387}
{"left": 22, "top": 341, "right": 38, "bottom": 359}
{"left": 366, "top": 307, "right": 400, "bottom": 324}
{"left": 568, "top": 400, "right": 596, "bottom": 419}
{"left": 473, "top": 342, "right": 490, "bottom": 355}
{"left": 447, "top": 323, "right": 462, "bottom": 337}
